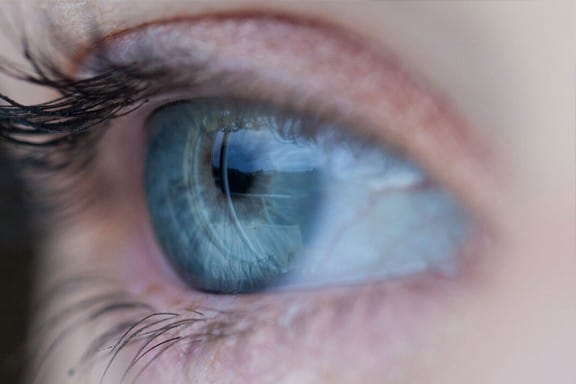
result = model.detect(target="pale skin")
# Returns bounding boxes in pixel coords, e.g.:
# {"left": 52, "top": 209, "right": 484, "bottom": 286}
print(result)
{"left": 0, "top": 1, "right": 574, "bottom": 384}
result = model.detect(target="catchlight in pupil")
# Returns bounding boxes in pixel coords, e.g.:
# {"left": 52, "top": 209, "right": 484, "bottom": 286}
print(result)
{"left": 145, "top": 99, "right": 470, "bottom": 294}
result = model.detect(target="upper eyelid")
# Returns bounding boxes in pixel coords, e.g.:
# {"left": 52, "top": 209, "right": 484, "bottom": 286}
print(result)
{"left": 88, "top": 15, "right": 498, "bottom": 222}
{"left": 3, "top": 11, "right": 484, "bottom": 168}
{"left": 0, "top": 12, "right": 499, "bottom": 227}
{"left": 88, "top": 15, "right": 462, "bottom": 151}
{"left": 90, "top": 15, "right": 425, "bottom": 139}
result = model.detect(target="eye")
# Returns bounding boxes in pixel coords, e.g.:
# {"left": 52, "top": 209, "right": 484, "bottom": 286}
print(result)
{"left": 144, "top": 98, "right": 470, "bottom": 294}
{"left": 0, "top": 10, "right": 504, "bottom": 383}
{"left": 17, "top": 13, "right": 492, "bottom": 305}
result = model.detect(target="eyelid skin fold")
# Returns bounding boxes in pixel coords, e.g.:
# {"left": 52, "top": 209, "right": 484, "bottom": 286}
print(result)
{"left": 82, "top": 13, "right": 499, "bottom": 227}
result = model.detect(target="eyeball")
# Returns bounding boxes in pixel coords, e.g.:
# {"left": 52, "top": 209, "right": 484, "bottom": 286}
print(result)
{"left": 145, "top": 99, "right": 470, "bottom": 294}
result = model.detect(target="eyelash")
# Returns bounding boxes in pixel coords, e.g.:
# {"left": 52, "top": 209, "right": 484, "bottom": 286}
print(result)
{"left": 0, "top": 41, "right": 159, "bottom": 168}
{"left": 28, "top": 273, "right": 252, "bottom": 384}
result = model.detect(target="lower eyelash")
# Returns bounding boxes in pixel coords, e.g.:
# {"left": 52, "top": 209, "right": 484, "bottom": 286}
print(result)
{"left": 29, "top": 273, "right": 254, "bottom": 384}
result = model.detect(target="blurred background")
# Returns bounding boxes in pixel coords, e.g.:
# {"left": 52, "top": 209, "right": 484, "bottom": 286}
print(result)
{"left": 0, "top": 144, "right": 36, "bottom": 384}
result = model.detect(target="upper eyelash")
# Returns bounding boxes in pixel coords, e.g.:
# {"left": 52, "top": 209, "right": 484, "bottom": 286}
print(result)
{"left": 0, "top": 39, "right": 160, "bottom": 170}
{"left": 0, "top": 48, "right": 143, "bottom": 139}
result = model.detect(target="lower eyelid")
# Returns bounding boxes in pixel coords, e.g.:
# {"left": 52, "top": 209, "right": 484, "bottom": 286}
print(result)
{"left": 113, "top": 273, "right": 467, "bottom": 383}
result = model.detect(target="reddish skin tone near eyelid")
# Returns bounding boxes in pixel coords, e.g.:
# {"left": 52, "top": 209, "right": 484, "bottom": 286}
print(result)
{"left": 71, "top": 11, "right": 371, "bottom": 67}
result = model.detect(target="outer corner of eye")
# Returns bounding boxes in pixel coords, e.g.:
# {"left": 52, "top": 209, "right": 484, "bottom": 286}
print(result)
{"left": 141, "top": 98, "right": 474, "bottom": 296}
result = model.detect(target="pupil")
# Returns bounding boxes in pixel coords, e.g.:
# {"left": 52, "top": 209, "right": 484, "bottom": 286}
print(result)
{"left": 211, "top": 130, "right": 255, "bottom": 196}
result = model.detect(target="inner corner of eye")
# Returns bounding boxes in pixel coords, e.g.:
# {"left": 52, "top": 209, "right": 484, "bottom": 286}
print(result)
{"left": 141, "top": 98, "right": 471, "bottom": 295}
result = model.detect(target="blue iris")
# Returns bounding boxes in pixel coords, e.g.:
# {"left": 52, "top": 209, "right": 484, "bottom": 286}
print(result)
{"left": 145, "top": 100, "right": 469, "bottom": 294}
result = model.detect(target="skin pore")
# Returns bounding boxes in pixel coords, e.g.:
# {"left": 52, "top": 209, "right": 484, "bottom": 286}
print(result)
{"left": 0, "top": 1, "right": 574, "bottom": 384}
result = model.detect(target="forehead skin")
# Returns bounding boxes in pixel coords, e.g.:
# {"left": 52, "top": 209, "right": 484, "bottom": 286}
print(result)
{"left": 1, "top": 1, "right": 574, "bottom": 384}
